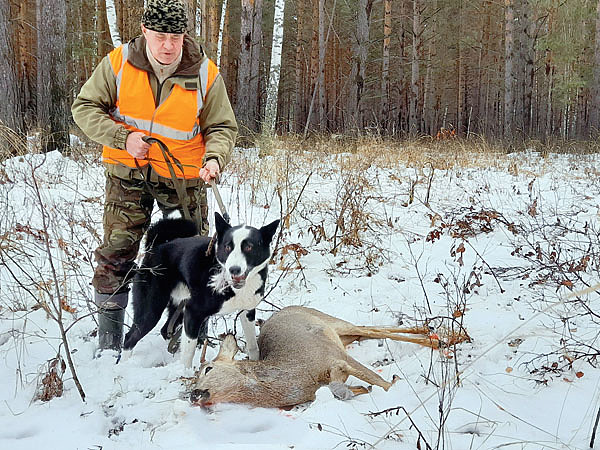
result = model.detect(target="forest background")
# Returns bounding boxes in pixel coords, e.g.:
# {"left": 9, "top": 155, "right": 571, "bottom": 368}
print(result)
{"left": 2, "top": 0, "right": 600, "bottom": 151}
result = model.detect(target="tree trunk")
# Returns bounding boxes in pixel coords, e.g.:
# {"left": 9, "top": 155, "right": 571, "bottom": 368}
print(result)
{"left": 346, "top": 0, "right": 373, "bottom": 132}
{"left": 236, "top": 0, "right": 262, "bottom": 136}
{"left": 217, "top": 0, "right": 228, "bottom": 66}
{"left": 504, "top": 0, "right": 515, "bottom": 139}
{"left": 0, "top": 0, "right": 24, "bottom": 136}
{"left": 381, "top": 0, "right": 392, "bottom": 130}
{"left": 591, "top": 0, "right": 600, "bottom": 134}
{"left": 409, "top": 0, "right": 422, "bottom": 134}
{"left": 265, "top": 0, "right": 286, "bottom": 133}
{"left": 105, "top": 0, "right": 121, "bottom": 47}
{"left": 317, "top": 0, "right": 326, "bottom": 131}
{"left": 182, "top": 0, "right": 196, "bottom": 36}
{"left": 294, "top": 0, "right": 305, "bottom": 133}
{"left": 37, "top": 0, "right": 69, "bottom": 152}
{"left": 519, "top": 0, "right": 534, "bottom": 137}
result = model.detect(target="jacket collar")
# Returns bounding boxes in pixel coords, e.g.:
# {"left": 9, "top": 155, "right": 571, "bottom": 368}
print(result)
{"left": 126, "top": 34, "right": 204, "bottom": 77}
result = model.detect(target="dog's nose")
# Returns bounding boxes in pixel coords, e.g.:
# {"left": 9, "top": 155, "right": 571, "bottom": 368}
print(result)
{"left": 229, "top": 266, "right": 242, "bottom": 276}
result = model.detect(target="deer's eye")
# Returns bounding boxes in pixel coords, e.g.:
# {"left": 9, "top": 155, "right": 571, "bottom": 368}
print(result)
{"left": 204, "top": 366, "right": 213, "bottom": 375}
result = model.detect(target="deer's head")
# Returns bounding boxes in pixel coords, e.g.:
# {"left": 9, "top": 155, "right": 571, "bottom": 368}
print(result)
{"left": 190, "top": 334, "right": 254, "bottom": 406}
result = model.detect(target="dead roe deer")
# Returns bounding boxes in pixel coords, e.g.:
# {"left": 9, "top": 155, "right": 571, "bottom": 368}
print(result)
{"left": 190, "top": 306, "right": 468, "bottom": 408}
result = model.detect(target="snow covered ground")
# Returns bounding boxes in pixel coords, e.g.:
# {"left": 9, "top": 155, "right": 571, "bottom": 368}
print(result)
{"left": 0, "top": 146, "right": 599, "bottom": 449}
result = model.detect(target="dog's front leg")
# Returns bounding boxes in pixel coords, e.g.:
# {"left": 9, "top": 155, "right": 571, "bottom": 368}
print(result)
{"left": 240, "top": 309, "right": 259, "bottom": 360}
{"left": 181, "top": 308, "right": 206, "bottom": 369}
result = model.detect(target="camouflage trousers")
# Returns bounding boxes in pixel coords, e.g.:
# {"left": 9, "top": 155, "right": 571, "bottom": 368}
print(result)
{"left": 92, "top": 167, "right": 209, "bottom": 295}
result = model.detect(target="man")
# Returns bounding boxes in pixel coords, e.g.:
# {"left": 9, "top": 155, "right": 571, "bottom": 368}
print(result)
{"left": 71, "top": 0, "right": 237, "bottom": 352}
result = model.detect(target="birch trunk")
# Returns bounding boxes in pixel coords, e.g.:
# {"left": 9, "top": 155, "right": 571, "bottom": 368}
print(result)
{"left": 217, "top": 0, "right": 228, "bottom": 66}
{"left": 105, "top": 0, "right": 122, "bottom": 47}
{"left": 264, "top": 0, "right": 286, "bottom": 133}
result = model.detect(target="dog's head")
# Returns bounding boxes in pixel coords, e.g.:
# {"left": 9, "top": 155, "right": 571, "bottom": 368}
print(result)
{"left": 213, "top": 213, "right": 279, "bottom": 290}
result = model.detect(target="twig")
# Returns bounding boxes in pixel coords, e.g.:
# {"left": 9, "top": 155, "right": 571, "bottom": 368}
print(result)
{"left": 591, "top": 403, "right": 600, "bottom": 448}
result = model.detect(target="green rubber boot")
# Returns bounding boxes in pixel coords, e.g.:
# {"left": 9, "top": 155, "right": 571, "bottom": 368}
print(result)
{"left": 95, "top": 291, "right": 128, "bottom": 352}
{"left": 98, "top": 307, "right": 125, "bottom": 351}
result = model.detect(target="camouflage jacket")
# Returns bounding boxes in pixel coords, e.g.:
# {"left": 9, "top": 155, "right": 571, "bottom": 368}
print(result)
{"left": 71, "top": 34, "right": 237, "bottom": 181}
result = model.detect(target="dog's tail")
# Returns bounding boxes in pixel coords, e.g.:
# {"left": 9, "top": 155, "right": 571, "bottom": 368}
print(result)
{"left": 145, "top": 218, "right": 198, "bottom": 250}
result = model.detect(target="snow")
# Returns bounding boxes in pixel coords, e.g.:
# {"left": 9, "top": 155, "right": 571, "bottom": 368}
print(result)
{"left": 1, "top": 145, "right": 599, "bottom": 449}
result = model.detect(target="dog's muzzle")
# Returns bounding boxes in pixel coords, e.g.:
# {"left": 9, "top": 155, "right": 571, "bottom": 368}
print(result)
{"left": 230, "top": 274, "right": 247, "bottom": 289}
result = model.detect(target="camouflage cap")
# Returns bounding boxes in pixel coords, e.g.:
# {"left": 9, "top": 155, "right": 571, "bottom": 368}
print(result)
{"left": 142, "top": 0, "right": 188, "bottom": 34}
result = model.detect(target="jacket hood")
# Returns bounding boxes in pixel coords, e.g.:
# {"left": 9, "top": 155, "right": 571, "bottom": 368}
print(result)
{"left": 126, "top": 34, "right": 204, "bottom": 77}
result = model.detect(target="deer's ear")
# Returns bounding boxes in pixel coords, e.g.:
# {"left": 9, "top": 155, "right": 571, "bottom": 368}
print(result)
{"left": 214, "top": 334, "right": 239, "bottom": 361}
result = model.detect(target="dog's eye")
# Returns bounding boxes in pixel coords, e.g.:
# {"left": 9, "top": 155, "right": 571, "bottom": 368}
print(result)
{"left": 224, "top": 244, "right": 232, "bottom": 252}
{"left": 243, "top": 243, "right": 253, "bottom": 252}
{"left": 204, "top": 366, "right": 213, "bottom": 375}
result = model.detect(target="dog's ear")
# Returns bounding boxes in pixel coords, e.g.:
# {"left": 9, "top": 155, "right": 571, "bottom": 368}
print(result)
{"left": 260, "top": 219, "right": 280, "bottom": 244}
{"left": 214, "top": 212, "right": 231, "bottom": 236}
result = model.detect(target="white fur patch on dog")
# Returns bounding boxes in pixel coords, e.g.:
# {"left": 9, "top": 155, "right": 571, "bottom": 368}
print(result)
{"left": 170, "top": 282, "right": 191, "bottom": 305}
{"left": 208, "top": 269, "right": 229, "bottom": 294}
{"left": 181, "top": 334, "right": 197, "bottom": 368}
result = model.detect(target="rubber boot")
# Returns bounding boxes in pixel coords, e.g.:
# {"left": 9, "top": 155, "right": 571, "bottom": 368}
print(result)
{"left": 98, "top": 307, "right": 125, "bottom": 351}
{"left": 95, "top": 291, "right": 128, "bottom": 352}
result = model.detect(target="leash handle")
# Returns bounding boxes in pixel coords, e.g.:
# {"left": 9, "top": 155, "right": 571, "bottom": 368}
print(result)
{"left": 209, "top": 178, "right": 230, "bottom": 223}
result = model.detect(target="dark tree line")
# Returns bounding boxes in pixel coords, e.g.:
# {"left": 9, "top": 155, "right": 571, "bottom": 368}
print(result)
{"left": 2, "top": 0, "right": 600, "bottom": 152}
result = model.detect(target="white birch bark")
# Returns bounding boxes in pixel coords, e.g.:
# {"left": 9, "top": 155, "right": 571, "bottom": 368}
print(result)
{"left": 105, "top": 0, "right": 121, "bottom": 47}
{"left": 264, "top": 0, "right": 286, "bottom": 133}
{"left": 217, "top": 0, "right": 228, "bottom": 66}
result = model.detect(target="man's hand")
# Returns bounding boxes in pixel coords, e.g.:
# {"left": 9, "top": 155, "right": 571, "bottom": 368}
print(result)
{"left": 199, "top": 159, "right": 220, "bottom": 182}
{"left": 125, "top": 131, "right": 150, "bottom": 159}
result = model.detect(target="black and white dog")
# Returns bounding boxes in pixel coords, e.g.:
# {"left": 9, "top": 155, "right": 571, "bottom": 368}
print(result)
{"left": 123, "top": 212, "right": 279, "bottom": 368}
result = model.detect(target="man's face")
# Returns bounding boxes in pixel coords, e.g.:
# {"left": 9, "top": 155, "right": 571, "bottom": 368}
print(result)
{"left": 142, "top": 25, "right": 185, "bottom": 65}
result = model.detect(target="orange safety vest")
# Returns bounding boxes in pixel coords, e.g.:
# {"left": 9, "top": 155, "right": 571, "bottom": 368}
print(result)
{"left": 102, "top": 43, "right": 219, "bottom": 179}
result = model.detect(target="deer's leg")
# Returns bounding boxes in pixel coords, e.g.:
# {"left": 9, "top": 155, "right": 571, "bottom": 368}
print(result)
{"left": 240, "top": 309, "right": 259, "bottom": 360}
{"left": 343, "top": 358, "right": 393, "bottom": 391}
{"left": 339, "top": 326, "right": 440, "bottom": 349}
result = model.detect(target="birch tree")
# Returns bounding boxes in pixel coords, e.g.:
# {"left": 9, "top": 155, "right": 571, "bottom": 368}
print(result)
{"left": 264, "top": 0, "right": 286, "bottom": 133}
{"left": 105, "top": 0, "right": 122, "bottom": 47}
{"left": 37, "top": 0, "right": 69, "bottom": 152}
{"left": 217, "top": 0, "right": 229, "bottom": 66}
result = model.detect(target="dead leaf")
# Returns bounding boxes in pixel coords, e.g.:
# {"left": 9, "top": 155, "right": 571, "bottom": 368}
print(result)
{"left": 576, "top": 371, "right": 584, "bottom": 378}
